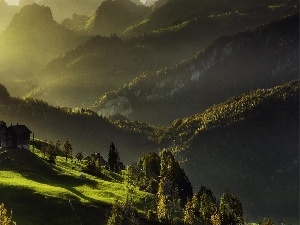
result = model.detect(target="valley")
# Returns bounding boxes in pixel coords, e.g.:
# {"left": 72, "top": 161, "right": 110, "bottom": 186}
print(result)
{"left": 0, "top": 0, "right": 299, "bottom": 224}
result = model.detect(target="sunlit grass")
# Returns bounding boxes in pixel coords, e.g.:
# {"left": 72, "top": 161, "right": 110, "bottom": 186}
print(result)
{"left": 0, "top": 146, "right": 153, "bottom": 206}
{"left": 0, "top": 145, "right": 155, "bottom": 224}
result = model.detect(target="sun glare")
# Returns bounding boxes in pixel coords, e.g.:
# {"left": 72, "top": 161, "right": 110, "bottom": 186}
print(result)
{"left": 5, "top": 0, "right": 19, "bottom": 5}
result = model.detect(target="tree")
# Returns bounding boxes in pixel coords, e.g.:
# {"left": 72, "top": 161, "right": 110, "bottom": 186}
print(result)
{"left": 199, "top": 193, "right": 215, "bottom": 225}
{"left": 157, "top": 178, "right": 183, "bottom": 224}
{"left": 46, "top": 141, "right": 56, "bottom": 164}
{"left": 157, "top": 178, "right": 169, "bottom": 224}
{"left": 63, "top": 140, "right": 73, "bottom": 162}
{"left": 211, "top": 208, "right": 221, "bottom": 225}
{"left": 0, "top": 203, "right": 16, "bottom": 225}
{"left": 262, "top": 218, "right": 274, "bottom": 225}
{"left": 183, "top": 198, "right": 196, "bottom": 225}
{"left": 55, "top": 140, "right": 61, "bottom": 156}
{"left": 107, "top": 185, "right": 139, "bottom": 225}
{"left": 137, "top": 152, "right": 160, "bottom": 179}
{"left": 41, "top": 140, "right": 48, "bottom": 157}
{"left": 220, "top": 190, "right": 244, "bottom": 225}
{"left": 75, "top": 152, "right": 83, "bottom": 162}
{"left": 108, "top": 142, "right": 120, "bottom": 173}
{"left": 136, "top": 152, "right": 161, "bottom": 193}
{"left": 160, "top": 149, "right": 193, "bottom": 206}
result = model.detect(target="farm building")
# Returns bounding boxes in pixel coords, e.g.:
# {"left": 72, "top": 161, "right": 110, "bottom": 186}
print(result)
{"left": 0, "top": 121, "right": 32, "bottom": 150}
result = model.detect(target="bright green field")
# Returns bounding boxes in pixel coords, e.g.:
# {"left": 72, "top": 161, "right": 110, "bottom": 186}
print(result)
{"left": 0, "top": 147, "right": 154, "bottom": 225}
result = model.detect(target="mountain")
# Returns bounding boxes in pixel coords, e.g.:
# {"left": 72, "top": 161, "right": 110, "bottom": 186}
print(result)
{"left": 22, "top": 0, "right": 298, "bottom": 109}
{"left": 19, "top": 0, "right": 104, "bottom": 22}
{"left": 61, "top": 13, "right": 89, "bottom": 33}
{"left": 125, "top": 0, "right": 298, "bottom": 36}
{"left": 25, "top": 35, "right": 178, "bottom": 107}
{"left": 93, "top": 15, "right": 299, "bottom": 125}
{"left": 84, "top": 0, "right": 151, "bottom": 36}
{"left": 0, "top": 0, "right": 19, "bottom": 31}
{"left": 0, "top": 4, "right": 85, "bottom": 96}
{"left": 158, "top": 80, "right": 299, "bottom": 220}
{"left": 0, "top": 84, "right": 157, "bottom": 164}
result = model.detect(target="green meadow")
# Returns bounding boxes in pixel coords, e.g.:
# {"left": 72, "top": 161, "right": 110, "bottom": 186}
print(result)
{"left": 0, "top": 146, "right": 154, "bottom": 225}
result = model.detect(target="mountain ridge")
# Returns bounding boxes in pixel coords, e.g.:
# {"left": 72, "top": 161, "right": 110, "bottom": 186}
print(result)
{"left": 94, "top": 15, "right": 299, "bottom": 125}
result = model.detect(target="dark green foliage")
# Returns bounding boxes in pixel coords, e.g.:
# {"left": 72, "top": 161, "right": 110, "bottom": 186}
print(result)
{"left": 97, "top": 15, "right": 299, "bottom": 125}
{"left": 0, "top": 83, "right": 10, "bottom": 105}
{"left": 220, "top": 190, "right": 244, "bottom": 225}
{"left": 63, "top": 140, "right": 73, "bottom": 162}
{"left": 46, "top": 141, "right": 57, "bottom": 164}
{"left": 83, "top": 154, "right": 103, "bottom": 177}
{"left": 137, "top": 152, "right": 160, "bottom": 180}
{"left": 0, "top": 203, "right": 16, "bottom": 225}
{"left": 75, "top": 152, "right": 83, "bottom": 162}
{"left": 160, "top": 150, "right": 193, "bottom": 206}
{"left": 160, "top": 80, "right": 299, "bottom": 218}
{"left": 108, "top": 143, "right": 120, "bottom": 173}
{"left": 126, "top": 0, "right": 298, "bottom": 36}
{"left": 107, "top": 199, "right": 139, "bottom": 225}
{"left": 0, "top": 93, "right": 158, "bottom": 164}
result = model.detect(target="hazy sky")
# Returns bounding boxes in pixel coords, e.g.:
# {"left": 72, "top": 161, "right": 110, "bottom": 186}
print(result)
{"left": 5, "top": 0, "right": 19, "bottom": 5}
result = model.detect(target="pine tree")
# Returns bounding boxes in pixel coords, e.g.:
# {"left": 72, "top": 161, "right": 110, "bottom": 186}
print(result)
{"left": 0, "top": 203, "right": 16, "bottom": 225}
{"left": 108, "top": 142, "right": 120, "bottom": 173}
{"left": 183, "top": 198, "right": 196, "bottom": 225}
{"left": 157, "top": 178, "right": 169, "bottom": 224}
{"left": 160, "top": 149, "right": 193, "bottom": 206}
{"left": 220, "top": 190, "right": 244, "bottom": 225}
{"left": 199, "top": 193, "right": 215, "bottom": 225}
{"left": 63, "top": 139, "right": 73, "bottom": 162}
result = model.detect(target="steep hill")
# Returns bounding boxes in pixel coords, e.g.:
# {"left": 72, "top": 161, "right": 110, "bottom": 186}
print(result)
{"left": 0, "top": 85, "right": 157, "bottom": 164}
{"left": 0, "top": 4, "right": 85, "bottom": 96}
{"left": 0, "top": 148, "right": 156, "bottom": 225}
{"left": 94, "top": 15, "right": 299, "bottom": 125}
{"left": 85, "top": 0, "right": 151, "bottom": 36}
{"left": 158, "top": 80, "right": 299, "bottom": 220}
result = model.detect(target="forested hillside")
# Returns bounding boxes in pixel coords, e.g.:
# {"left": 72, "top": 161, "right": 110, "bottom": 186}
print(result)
{"left": 84, "top": 0, "right": 151, "bottom": 36}
{"left": 157, "top": 80, "right": 299, "bottom": 220}
{"left": 0, "top": 1, "right": 298, "bottom": 223}
{"left": 125, "top": 0, "right": 298, "bottom": 36}
{"left": 0, "top": 84, "right": 157, "bottom": 164}
{"left": 20, "top": 0, "right": 298, "bottom": 108}
{"left": 94, "top": 15, "right": 299, "bottom": 125}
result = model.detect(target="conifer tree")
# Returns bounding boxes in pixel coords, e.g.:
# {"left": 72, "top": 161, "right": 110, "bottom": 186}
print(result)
{"left": 199, "top": 193, "right": 215, "bottom": 225}
{"left": 63, "top": 139, "right": 73, "bottom": 162}
{"left": 108, "top": 142, "right": 120, "bottom": 173}
{"left": 160, "top": 149, "right": 193, "bottom": 206}
{"left": 183, "top": 198, "right": 196, "bottom": 225}
{"left": 220, "top": 190, "right": 244, "bottom": 225}
{"left": 0, "top": 203, "right": 16, "bottom": 225}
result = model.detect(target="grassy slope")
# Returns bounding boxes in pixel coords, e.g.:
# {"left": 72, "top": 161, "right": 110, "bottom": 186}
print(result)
{"left": 0, "top": 147, "right": 154, "bottom": 225}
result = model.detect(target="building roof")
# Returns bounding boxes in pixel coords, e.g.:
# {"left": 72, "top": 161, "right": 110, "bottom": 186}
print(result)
{"left": 9, "top": 125, "right": 32, "bottom": 135}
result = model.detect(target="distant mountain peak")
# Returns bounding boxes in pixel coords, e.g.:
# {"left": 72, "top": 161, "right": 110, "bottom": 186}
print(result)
{"left": 5, "top": 3, "right": 55, "bottom": 32}
{"left": 85, "top": 0, "right": 151, "bottom": 35}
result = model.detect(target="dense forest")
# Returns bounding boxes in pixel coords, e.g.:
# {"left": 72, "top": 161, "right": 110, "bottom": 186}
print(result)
{"left": 0, "top": 0, "right": 298, "bottom": 224}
